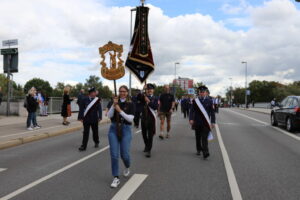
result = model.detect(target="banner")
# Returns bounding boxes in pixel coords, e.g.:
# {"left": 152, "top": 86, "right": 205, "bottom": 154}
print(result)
{"left": 126, "top": 6, "right": 155, "bottom": 83}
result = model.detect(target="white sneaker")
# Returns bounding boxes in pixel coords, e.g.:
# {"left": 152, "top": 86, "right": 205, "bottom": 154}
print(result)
{"left": 27, "top": 127, "right": 33, "bottom": 131}
{"left": 34, "top": 125, "right": 41, "bottom": 129}
{"left": 111, "top": 177, "right": 120, "bottom": 188}
{"left": 123, "top": 168, "right": 130, "bottom": 177}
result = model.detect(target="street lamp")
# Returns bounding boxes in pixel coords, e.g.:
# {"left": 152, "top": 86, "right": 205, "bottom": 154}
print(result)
{"left": 229, "top": 78, "right": 232, "bottom": 107}
{"left": 174, "top": 62, "right": 180, "bottom": 81}
{"left": 241, "top": 61, "right": 248, "bottom": 109}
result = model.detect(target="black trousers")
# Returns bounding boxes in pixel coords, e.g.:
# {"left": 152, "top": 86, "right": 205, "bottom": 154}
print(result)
{"left": 134, "top": 110, "right": 141, "bottom": 127}
{"left": 195, "top": 126, "right": 210, "bottom": 153}
{"left": 81, "top": 122, "right": 99, "bottom": 148}
{"left": 183, "top": 108, "right": 188, "bottom": 118}
{"left": 141, "top": 121, "right": 155, "bottom": 152}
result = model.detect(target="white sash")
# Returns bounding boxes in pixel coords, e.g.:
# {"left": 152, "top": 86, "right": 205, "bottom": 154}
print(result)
{"left": 148, "top": 107, "right": 157, "bottom": 121}
{"left": 84, "top": 97, "right": 99, "bottom": 117}
{"left": 195, "top": 98, "right": 214, "bottom": 141}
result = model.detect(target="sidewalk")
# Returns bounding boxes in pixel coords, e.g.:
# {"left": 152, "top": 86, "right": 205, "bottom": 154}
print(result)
{"left": 0, "top": 112, "right": 110, "bottom": 150}
{"left": 239, "top": 107, "right": 271, "bottom": 114}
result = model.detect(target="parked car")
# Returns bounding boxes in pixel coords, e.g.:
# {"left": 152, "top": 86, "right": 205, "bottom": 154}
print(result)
{"left": 271, "top": 96, "right": 300, "bottom": 132}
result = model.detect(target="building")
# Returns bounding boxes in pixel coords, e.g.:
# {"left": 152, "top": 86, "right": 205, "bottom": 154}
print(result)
{"left": 173, "top": 77, "right": 193, "bottom": 91}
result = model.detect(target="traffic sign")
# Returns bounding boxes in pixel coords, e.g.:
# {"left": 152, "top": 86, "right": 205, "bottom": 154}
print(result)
{"left": 2, "top": 39, "right": 18, "bottom": 47}
{"left": 1, "top": 48, "right": 18, "bottom": 55}
{"left": 187, "top": 88, "right": 195, "bottom": 95}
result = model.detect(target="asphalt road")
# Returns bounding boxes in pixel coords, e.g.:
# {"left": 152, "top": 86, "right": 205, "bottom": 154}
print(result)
{"left": 0, "top": 108, "right": 299, "bottom": 200}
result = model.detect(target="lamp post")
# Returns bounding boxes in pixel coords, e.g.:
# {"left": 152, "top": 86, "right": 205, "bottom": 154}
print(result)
{"left": 241, "top": 61, "right": 247, "bottom": 109}
{"left": 174, "top": 62, "right": 180, "bottom": 96}
{"left": 229, "top": 78, "right": 232, "bottom": 107}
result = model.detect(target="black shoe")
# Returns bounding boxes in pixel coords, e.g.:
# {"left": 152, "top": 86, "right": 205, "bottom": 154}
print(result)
{"left": 159, "top": 135, "right": 164, "bottom": 140}
{"left": 196, "top": 151, "right": 201, "bottom": 156}
{"left": 95, "top": 143, "right": 99, "bottom": 148}
{"left": 203, "top": 152, "right": 210, "bottom": 159}
{"left": 146, "top": 151, "right": 151, "bottom": 158}
{"left": 78, "top": 146, "right": 86, "bottom": 151}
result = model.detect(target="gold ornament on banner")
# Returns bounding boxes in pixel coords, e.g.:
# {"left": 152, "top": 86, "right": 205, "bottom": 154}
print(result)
{"left": 99, "top": 41, "right": 125, "bottom": 80}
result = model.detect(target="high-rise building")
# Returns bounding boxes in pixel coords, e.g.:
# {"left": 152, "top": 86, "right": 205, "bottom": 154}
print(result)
{"left": 173, "top": 77, "right": 193, "bottom": 91}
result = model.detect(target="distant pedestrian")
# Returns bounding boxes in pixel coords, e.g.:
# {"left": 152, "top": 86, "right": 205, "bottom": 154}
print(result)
{"left": 181, "top": 96, "right": 189, "bottom": 118}
{"left": 77, "top": 89, "right": 85, "bottom": 120}
{"left": 61, "top": 87, "right": 73, "bottom": 125}
{"left": 26, "top": 87, "right": 41, "bottom": 130}
{"left": 43, "top": 93, "right": 49, "bottom": 116}
{"left": 0, "top": 87, "right": 3, "bottom": 106}
{"left": 158, "top": 85, "right": 175, "bottom": 139}
{"left": 271, "top": 98, "right": 276, "bottom": 108}
{"left": 133, "top": 90, "right": 143, "bottom": 128}
{"left": 37, "top": 90, "right": 45, "bottom": 116}
{"left": 107, "top": 85, "right": 135, "bottom": 188}
{"left": 78, "top": 87, "right": 102, "bottom": 151}
{"left": 189, "top": 86, "right": 216, "bottom": 159}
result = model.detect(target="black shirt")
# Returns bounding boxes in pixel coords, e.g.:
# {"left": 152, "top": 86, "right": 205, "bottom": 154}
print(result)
{"left": 159, "top": 93, "right": 175, "bottom": 112}
{"left": 109, "top": 100, "right": 135, "bottom": 125}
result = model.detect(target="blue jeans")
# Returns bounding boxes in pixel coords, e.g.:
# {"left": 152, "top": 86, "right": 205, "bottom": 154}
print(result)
{"left": 26, "top": 112, "right": 37, "bottom": 128}
{"left": 108, "top": 123, "right": 132, "bottom": 177}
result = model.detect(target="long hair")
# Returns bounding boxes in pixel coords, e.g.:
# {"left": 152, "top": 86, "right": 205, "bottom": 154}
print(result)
{"left": 63, "top": 86, "right": 70, "bottom": 95}
{"left": 118, "top": 85, "right": 131, "bottom": 102}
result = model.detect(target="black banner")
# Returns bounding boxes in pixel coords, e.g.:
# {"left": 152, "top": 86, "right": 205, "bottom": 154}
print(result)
{"left": 126, "top": 6, "right": 154, "bottom": 83}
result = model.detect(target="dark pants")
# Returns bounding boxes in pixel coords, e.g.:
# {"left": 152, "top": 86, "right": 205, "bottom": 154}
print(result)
{"left": 81, "top": 122, "right": 99, "bottom": 148}
{"left": 195, "top": 126, "right": 210, "bottom": 153}
{"left": 27, "top": 112, "right": 37, "bottom": 128}
{"left": 214, "top": 105, "right": 219, "bottom": 113}
{"left": 141, "top": 120, "right": 155, "bottom": 152}
{"left": 183, "top": 108, "right": 188, "bottom": 118}
{"left": 134, "top": 110, "right": 141, "bottom": 127}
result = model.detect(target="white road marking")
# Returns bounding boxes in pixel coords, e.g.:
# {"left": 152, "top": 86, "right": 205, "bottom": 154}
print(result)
{"left": 226, "top": 109, "right": 300, "bottom": 141}
{"left": 0, "top": 146, "right": 110, "bottom": 200}
{"left": 111, "top": 174, "right": 148, "bottom": 200}
{"left": 0, "top": 168, "right": 7, "bottom": 173}
{"left": 216, "top": 124, "right": 243, "bottom": 200}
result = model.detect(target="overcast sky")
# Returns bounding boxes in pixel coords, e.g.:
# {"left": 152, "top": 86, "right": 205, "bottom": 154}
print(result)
{"left": 0, "top": 0, "right": 300, "bottom": 96}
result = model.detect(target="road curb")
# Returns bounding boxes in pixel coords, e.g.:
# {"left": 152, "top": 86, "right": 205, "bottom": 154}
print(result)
{"left": 238, "top": 108, "right": 270, "bottom": 115}
{"left": 0, "top": 118, "right": 111, "bottom": 150}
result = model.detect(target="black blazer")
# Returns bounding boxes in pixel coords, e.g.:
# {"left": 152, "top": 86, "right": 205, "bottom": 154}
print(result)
{"left": 78, "top": 97, "right": 102, "bottom": 123}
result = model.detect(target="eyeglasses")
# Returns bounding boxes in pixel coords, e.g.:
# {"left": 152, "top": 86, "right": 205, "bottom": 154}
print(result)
{"left": 119, "top": 90, "right": 128, "bottom": 93}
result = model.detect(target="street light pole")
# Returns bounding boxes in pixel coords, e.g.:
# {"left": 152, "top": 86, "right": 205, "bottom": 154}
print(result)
{"left": 229, "top": 78, "right": 232, "bottom": 107}
{"left": 242, "top": 61, "right": 247, "bottom": 109}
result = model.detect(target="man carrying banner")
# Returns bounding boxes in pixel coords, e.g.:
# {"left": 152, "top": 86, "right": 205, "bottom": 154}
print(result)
{"left": 139, "top": 83, "right": 158, "bottom": 158}
{"left": 78, "top": 87, "right": 102, "bottom": 151}
{"left": 189, "top": 86, "right": 215, "bottom": 159}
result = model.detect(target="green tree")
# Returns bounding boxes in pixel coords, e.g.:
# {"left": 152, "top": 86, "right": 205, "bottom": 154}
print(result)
{"left": 24, "top": 78, "right": 53, "bottom": 96}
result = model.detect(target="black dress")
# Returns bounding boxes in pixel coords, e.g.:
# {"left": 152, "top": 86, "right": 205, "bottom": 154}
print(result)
{"left": 61, "top": 94, "right": 73, "bottom": 117}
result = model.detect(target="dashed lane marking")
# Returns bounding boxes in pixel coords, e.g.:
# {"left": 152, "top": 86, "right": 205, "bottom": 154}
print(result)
{"left": 0, "top": 129, "right": 142, "bottom": 200}
{"left": 0, "top": 168, "right": 7, "bottom": 173}
{"left": 216, "top": 124, "right": 243, "bottom": 200}
{"left": 111, "top": 174, "right": 148, "bottom": 200}
{"left": 226, "top": 109, "right": 300, "bottom": 141}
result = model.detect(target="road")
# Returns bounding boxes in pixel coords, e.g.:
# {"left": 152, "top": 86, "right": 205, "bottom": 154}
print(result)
{"left": 0, "top": 108, "right": 300, "bottom": 200}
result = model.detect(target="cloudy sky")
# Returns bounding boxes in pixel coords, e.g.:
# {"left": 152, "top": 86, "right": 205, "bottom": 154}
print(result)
{"left": 0, "top": 0, "right": 300, "bottom": 96}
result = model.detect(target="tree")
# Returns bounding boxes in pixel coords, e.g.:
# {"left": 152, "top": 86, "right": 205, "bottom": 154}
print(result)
{"left": 84, "top": 75, "right": 112, "bottom": 99}
{"left": 24, "top": 78, "right": 53, "bottom": 96}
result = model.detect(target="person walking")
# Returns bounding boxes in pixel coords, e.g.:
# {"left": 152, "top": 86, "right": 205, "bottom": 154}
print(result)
{"left": 158, "top": 85, "right": 175, "bottom": 139}
{"left": 26, "top": 87, "right": 41, "bottom": 130}
{"left": 61, "top": 87, "right": 73, "bottom": 125}
{"left": 78, "top": 87, "right": 102, "bottom": 151}
{"left": 140, "top": 84, "right": 158, "bottom": 158}
{"left": 77, "top": 89, "right": 85, "bottom": 120}
{"left": 181, "top": 96, "right": 189, "bottom": 118}
{"left": 0, "top": 87, "right": 3, "bottom": 106}
{"left": 133, "top": 90, "right": 143, "bottom": 128}
{"left": 189, "top": 86, "right": 215, "bottom": 159}
{"left": 107, "top": 85, "right": 135, "bottom": 188}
